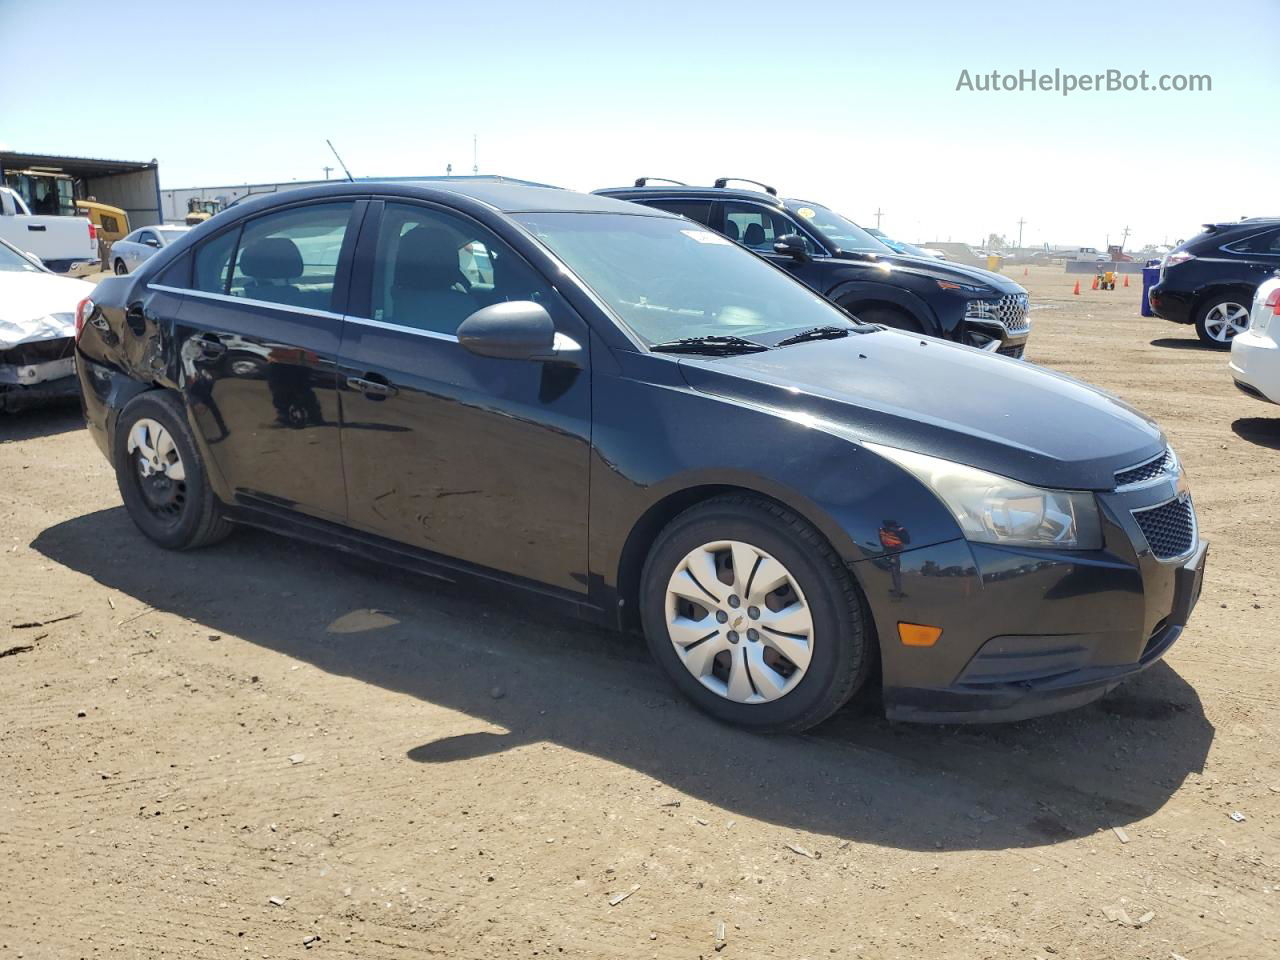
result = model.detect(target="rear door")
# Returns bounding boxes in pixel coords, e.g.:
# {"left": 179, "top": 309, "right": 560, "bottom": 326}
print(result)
{"left": 154, "top": 199, "right": 365, "bottom": 522}
{"left": 336, "top": 199, "right": 592, "bottom": 593}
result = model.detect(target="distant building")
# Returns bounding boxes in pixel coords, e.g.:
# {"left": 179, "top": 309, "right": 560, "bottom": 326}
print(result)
{"left": 160, "top": 174, "right": 552, "bottom": 223}
{"left": 0, "top": 151, "right": 162, "bottom": 226}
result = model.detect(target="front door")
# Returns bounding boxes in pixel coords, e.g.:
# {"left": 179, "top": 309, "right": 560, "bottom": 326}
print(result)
{"left": 337, "top": 200, "right": 592, "bottom": 594}
{"left": 165, "top": 199, "right": 363, "bottom": 522}
{"left": 718, "top": 200, "right": 827, "bottom": 291}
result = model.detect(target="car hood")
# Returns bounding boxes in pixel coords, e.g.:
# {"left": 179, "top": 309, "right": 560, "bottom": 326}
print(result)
{"left": 837, "top": 249, "right": 1026, "bottom": 295}
{"left": 0, "top": 271, "right": 94, "bottom": 349}
{"left": 677, "top": 331, "right": 1164, "bottom": 491}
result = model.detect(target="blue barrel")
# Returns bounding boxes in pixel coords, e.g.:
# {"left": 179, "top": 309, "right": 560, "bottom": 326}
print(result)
{"left": 1141, "top": 260, "right": 1162, "bottom": 316}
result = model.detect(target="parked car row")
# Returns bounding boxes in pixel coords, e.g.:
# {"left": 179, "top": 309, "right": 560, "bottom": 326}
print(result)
{"left": 72, "top": 179, "right": 1206, "bottom": 732}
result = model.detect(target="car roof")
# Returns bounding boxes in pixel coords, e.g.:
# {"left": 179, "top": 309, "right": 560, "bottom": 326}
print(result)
{"left": 223, "top": 180, "right": 671, "bottom": 218}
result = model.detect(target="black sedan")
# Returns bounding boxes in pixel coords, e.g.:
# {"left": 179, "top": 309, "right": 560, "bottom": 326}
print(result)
{"left": 73, "top": 181, "right": 1206, "bottom": 730}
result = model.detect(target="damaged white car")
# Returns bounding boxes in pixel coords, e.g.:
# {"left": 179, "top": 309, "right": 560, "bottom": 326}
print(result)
{"left": 1, "top": 237, "right": 94, "bottom": 413}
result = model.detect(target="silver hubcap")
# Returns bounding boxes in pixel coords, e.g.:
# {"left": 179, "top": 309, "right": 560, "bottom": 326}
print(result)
{"left": 1203, "top": 302, "right": 1250, "bottom": 341}
{"left": 665, "top": 539, "right": 814, "bottom": 704}
{"left": 127, "top": 418, "right": 186, "bottom": 481}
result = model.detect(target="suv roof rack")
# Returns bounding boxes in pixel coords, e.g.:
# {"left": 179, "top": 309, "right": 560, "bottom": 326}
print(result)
{"left": 713, "top": 177, "right": 777, "bottom": 196}
{"left": 633, "top": 177, "right": 688, "bottom": 187}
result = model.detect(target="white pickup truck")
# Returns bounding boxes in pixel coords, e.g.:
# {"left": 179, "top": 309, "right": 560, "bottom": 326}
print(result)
{"left": 0, "top": 187, "right": 99, "bottom": 277}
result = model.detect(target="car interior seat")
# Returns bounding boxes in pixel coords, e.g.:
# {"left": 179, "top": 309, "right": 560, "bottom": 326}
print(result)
{"left": 390, "top": 227, "right": 475, "bottom": 334}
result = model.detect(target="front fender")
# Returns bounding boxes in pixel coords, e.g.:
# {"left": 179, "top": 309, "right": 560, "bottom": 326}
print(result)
{"left": 825, "top": 280, "right": 943, "bottom": 335}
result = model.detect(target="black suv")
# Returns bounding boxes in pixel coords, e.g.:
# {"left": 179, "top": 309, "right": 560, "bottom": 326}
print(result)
{"left": 596, "top": 178, "right": 1032, "bottom": 357}
{"left": 1150, "top": 217, "right": 1280, "bottom": 347}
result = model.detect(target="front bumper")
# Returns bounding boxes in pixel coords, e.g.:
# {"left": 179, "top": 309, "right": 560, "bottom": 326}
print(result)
{"left": 1229, "top": 328, "right": 1280, "bottom": 404}
{"left": 854, "top": 495, "right": 1207, "bottom": 723}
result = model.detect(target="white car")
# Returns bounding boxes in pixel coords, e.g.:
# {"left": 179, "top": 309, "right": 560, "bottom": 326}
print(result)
{"left": 0, "top": 237, "right": 95, "bottom": 412}
{"left": 110, "top": 225, "right": 191, "bottom": 275}
{"left": 1229, "top": 275, "right": 1280, "bottom": 405}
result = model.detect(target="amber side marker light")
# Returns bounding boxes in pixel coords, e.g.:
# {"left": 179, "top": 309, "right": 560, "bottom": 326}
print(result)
{"left": 898, "top": 623, "right": 943, "bottom": 647}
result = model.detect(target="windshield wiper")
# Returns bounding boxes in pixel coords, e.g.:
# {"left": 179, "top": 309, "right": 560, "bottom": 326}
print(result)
{"left": 649, "top": 335, "right": 770, "bottom": 355}
{"left": 774, "top": 325, "right": 852, "bottom": 347}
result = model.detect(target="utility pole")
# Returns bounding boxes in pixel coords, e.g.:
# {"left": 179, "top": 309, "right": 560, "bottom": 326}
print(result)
{"left": 472, "top": 134, "right": 478, "bottom": 175}
{"left": 446, "top": 163, "right": 453, "bottom": 176}
{"left": 874, "top": 207, "right": 885, "bottom": 228}
{"left": 1016, "top": 217, "right": 1027, "bottom": 249}
{"left": 322, "top": 165, "right": 334, "bottom": 180}
{"left": 1119, "top": 224, "right": 1131, "bottom": 252}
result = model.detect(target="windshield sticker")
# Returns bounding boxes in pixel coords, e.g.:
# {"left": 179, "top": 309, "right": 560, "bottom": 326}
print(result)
{"left": 681, "top": 229, "right": 731, "bottom": 245}
{"left": 797, "top": 207, "right": 816, "bottom": 219}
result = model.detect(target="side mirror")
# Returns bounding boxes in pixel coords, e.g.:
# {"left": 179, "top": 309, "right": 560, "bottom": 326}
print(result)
{"left": 457, "top": 301, "right": 582, "bottom": 366}
{"left": 144, "top": 238, "right": 161, "bottom": 248}
{"left": 773, "top": 234, "right": 810, "bottom": 262}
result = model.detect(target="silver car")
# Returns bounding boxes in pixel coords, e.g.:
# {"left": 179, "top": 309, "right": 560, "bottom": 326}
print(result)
{"left": 110, "top": 225, "right": 190, "bottom": 275}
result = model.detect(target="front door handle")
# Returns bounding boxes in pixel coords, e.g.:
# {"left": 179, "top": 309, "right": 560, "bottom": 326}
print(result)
{"left": 194, "top": 337, "right": 226, "bottom": 359}
{"left": 346, "top": 375, "right": 398, "bottom": 399}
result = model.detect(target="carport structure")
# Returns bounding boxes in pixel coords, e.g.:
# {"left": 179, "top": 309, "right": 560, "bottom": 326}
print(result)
{"left": 0, "top": 151, "right": 163, "bottom": 227}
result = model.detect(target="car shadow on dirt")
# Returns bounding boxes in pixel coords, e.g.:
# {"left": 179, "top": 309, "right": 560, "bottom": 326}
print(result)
{"left": 1149, "top": 337, "right": 1221, "bottom": 352}
{"left": 0, "top": 401, "right": 83, "bottom": 441}
{"left": 34, "top": 507, "right": 1215, "bottom": 853}
{"left": 1232, "top": 417, "right": 1280, "bottom": 450}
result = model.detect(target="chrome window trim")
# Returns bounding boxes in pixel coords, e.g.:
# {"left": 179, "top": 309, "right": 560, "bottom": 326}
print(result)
{"left": 147, "top": 283, "right": 346, "bottom": 322}
{"left": 342, "top": 314, "right": 459, "bottom": 343}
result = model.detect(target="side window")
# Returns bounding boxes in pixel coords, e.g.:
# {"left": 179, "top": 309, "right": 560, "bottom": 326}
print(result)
{"left": 370, "top": 202, "right": 551, "bottom": 336}
{"left": 1226, "top": 228, "right": 1280, "bottom": 255}
{"left": 193, "top": 226, "right": 240, "bottom": 294}
{"left": 722, "top": 202, "right": 813, "bottom": 254}
{"left": 139, "top": 231, "right": 158, "bottom": 246}
{"left": 646, "top": 200, "right": 714, "bottom": 226}
{"left": 100, "top": 214, "right": 119, "bottom": 234}
{"left": 123, "top": 230, "right": 140, "bottom": 243}
{"left": 229, "top": 202, "right": 354, "bottom": 310}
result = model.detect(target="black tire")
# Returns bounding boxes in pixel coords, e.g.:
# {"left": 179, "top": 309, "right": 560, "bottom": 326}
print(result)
{"left": 114, "top": 391, "right": 233, "bottom": 550}
{"left": 639, "top": 495, "right": 872, "bottom": 733}
{"left": 847, "top": 304, "right": 926, "bottom": 335}
{"left": 113, "top": 259, "right": 128, "bottom": 275}
{"left": 1194, "top": 293, "right": 1252, "bottom": 349}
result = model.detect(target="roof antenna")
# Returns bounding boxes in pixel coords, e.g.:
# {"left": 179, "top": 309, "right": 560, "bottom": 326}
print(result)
{"left": 326, "top": 139, "right": 354, "bottom": 182}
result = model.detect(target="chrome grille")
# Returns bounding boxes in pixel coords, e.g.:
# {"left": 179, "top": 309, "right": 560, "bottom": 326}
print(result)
{"left": 1115, "top": 449, "right": 1174, "bottom": 488}
{"left": 966, "top": 294, "right": 1030, "bottom": 334}
{"left": 1132, "top": 496, "right": 1195, "bottom": 560}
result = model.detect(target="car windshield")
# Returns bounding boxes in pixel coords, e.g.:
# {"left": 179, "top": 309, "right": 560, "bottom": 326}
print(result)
{"left": 158, "top": 229, "right": 187, "bottom": 243}
{"left": 0, "top": 241, "right": 42, "bottom": 273}
{"left": 787, "top": 202, "right": 893, "bottom": 254}
{"left": 512, "top": 212, "right": 859, "bottom": 347}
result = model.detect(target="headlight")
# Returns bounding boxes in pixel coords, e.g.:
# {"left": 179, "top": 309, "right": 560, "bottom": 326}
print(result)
{"left": 866, "top": 443, "right": 1103, "bottom": 550}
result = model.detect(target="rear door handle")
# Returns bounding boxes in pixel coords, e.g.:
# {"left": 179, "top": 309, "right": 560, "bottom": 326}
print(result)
{"left": 194, "top": 337, "right": 226, "bottom": 358}
{"left": 346, "top": 375, "right": 398, "bottom": 399}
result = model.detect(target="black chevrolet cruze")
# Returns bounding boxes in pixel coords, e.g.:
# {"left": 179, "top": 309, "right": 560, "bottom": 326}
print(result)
{"left": 74, "top": 181, "right": 1206, "bottom": 731}
{"left": 596, "top": 178, "right": 1032, "bottom": 357}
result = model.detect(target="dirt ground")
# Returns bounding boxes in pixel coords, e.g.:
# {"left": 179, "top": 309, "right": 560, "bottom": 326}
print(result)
{"left": 2, "top": 265, "right": 1277, "bottom": 959}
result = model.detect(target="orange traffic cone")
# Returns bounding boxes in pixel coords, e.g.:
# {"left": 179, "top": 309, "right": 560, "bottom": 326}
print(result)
{"left": 1091, "top": 275, "right": 1100, "bottom": 290}
{"left": 1123, "top": 274, "right": 1130, "bottom": 288}
{"left": 1073, "top": 280, "right": 1081, "bottom": 295}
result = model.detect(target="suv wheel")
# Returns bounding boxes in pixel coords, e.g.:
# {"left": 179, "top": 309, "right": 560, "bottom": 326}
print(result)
{"left": 640, "top": 495, "right": 872, "bottom": 732}
{"left": 1195, "top": 295, "right": 1251, "bottom": 348}
{"left": 114, "top": 391, "right": 233, "bottom": 550}
{"left": 847, "top": 305, "right": 925, "bottom": 335}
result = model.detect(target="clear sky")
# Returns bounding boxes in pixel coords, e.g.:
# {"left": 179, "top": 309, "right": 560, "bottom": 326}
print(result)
{"left": 4, "top": 0, "right": 1277, "bottom": 249}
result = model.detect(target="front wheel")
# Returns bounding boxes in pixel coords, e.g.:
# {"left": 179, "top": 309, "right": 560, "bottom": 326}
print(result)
{"left": 113, "top": 259, "right": 128, "bottom": 275}
{"left": 114, "top": 391, "right": 233, "bottom": 550}
{"left": 640, "top": 495, "right": 872, "bottom": 732}
{"left": 846, "top": 304, "right": 926, "bottom": 335}
{"left": 1195, "top": 295, "right": 1251, "bottom": 348}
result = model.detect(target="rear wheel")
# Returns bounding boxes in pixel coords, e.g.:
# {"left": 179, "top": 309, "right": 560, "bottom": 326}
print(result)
{"left": 640, "top": 495, "right": 872, "bottom": 732}
{"left": 114, "top": 391, "right": 232, "bottom": 550}
{"left": 113, "top": 259, "right": 128, "bottom": 275}
{"left": 1194, "top": 295, "right": 1251, "bottom": 348}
